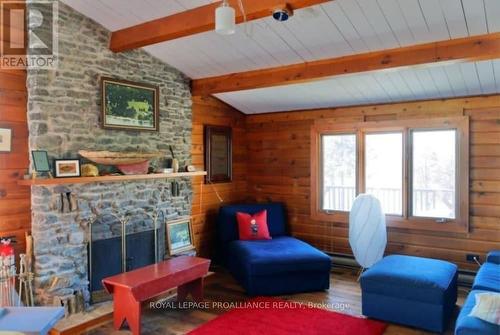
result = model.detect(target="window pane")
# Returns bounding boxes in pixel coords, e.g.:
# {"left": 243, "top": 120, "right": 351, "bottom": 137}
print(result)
{"left": 412, "top": 130, "right": 456, "bottom": 219}
{"left": 365, "top": 133, "right": 403, "bottom": 215}
{"left": 322, "top": 134, "right": 356, "bottom": 211}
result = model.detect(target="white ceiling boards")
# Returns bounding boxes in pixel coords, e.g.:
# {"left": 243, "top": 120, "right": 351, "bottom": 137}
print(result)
{"left": 215, "top": 60, "right": 500, "bottom": 114}
{"left": 62, "top": 0, "right": 500, "bottom": 114}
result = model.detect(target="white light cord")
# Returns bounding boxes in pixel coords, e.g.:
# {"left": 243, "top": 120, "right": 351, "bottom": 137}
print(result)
{"left": 209, "top": 183, "right": 224, "bottom": 203}
{"left": 237, "top": 0, "right": 253, "bottom": 37}
{"left": 237, "top": 0, "right": 246, "bottom": 24}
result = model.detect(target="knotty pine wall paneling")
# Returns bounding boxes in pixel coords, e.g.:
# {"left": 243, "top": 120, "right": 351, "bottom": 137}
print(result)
{"left": 191, "top": 96, "right": 248, "bottom": 258}
{"left": 0, "top": 74, "right": 29, "bottom": 257}
{"left": 245, "top": 95, "right": 500, "bottom": 271}
{"left": 0, "top": 0, "right": 29, "bottom": 256}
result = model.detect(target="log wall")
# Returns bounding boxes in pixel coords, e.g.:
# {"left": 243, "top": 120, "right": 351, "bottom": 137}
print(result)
{"left": 191, "top": 96, "right": 248, "bottom": 257}
{"left": 0, "top": 0, "right": 29, "bottom": 256}
{"left": 245, "top": 95, "right": 500, "bottom": 271}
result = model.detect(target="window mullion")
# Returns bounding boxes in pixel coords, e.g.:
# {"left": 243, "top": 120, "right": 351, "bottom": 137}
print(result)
{"left": 357, "top": 129, "right": 365, "bottom": 196}
{"left": 403, "top": 128, "right": 410, "bottom": 219}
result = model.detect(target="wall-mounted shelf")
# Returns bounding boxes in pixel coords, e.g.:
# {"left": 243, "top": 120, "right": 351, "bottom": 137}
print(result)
{"left": 17, "top": 171, "right": 207, "bottom": 186}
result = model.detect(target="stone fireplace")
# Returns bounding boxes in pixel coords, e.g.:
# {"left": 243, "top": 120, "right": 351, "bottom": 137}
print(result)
{"left": 31, "top": 181, "right": 191, "bottom": 306}
{"left": 26, "top": 1, "right": 193, "bottom": 306}
{"left": 88, "top": 210, "right": 165, "bottom": 298}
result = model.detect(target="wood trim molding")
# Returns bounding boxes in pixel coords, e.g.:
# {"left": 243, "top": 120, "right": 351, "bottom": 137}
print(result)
{"left": 110, "top": 0, "right": 331, "bottom": 52}
{"left": 192, "top": 32, "right": 500, "bottom": 96}
{"left": 17, "top": 172, "right": 207, "bottom": 186}
{"left": 310, "top": 125, "right": 320, "bottom": 221}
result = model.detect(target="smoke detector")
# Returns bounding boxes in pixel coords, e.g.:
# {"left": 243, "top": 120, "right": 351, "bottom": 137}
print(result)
{"left": 272, "top": 5, "right": 293, "bottom": 22}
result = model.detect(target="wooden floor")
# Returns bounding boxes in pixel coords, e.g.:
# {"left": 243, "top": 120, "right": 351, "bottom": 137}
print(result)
{"left": 85, "top": 267, "right": 468, "bottom": 335}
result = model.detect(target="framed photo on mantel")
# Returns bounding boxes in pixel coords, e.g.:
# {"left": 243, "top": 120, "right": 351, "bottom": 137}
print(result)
{"left": 101, "top": 77, "right": 159, "bottom": 132}
{"left": 54, "top": 159, "right": 81, "bottom": 178}
{"left": 204, "top": 125, "right": 232, "bottom": 184}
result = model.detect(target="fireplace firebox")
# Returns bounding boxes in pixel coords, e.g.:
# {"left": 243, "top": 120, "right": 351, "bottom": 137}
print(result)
{"left": 88, "top": 211, "right": 166, "bottom": 302}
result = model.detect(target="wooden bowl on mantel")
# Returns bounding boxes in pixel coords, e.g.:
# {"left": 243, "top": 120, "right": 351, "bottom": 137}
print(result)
{"left": 78, "top": 150, "right": 163, "bottom": 175}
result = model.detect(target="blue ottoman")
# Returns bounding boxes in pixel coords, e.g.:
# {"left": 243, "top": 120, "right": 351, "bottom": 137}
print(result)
{"left": 360, "top": 255, "right": 458, "bottom": 333}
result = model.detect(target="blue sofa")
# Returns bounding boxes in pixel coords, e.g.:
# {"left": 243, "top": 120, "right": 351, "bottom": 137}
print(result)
{"left": 217, "top": 203, "right": 331, "bottom": 296}
{"left": 360, "top": 255, "right": 458, "bottom": 333}
{"left": 455, "top": 250, "right": 500, "bottom": 335}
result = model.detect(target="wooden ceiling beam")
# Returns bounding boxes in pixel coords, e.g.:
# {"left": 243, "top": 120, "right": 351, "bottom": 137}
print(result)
{"left": 110, "top": 0, "right": 331, "bottom": 53}
{"left": 192, "top": 32, "right": 500, "bottom": 96}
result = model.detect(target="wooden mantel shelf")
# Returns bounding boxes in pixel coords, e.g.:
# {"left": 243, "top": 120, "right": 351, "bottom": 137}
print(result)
{"left": 17, "top": 171, "right": 207, "bottom": 186}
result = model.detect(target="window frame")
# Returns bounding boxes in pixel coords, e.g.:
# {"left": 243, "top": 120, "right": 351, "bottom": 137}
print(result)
{"left": 363, "top": 130, "right": 405, "bottom": 217}
{"left": 408, "top": 128, "right": 459, "bottom": 221}
{"left": 320, "top": 132, "right": 358, "bottom": 213}
{"left": 310, "top": 117, "right": 469, "bottom": 233}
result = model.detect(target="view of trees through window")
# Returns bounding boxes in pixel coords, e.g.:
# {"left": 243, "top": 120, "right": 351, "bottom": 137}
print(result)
{"left": 412, "top": 130, "right": 456, "bottom": 219}
{"left": 365, "top": 133, "right": 403, "bottom": 215}
{"left": 321, "top": 130, "right": 457, "bottom": 219}
{"left": 322, "top": 134, "right": 356, "bottom": 211}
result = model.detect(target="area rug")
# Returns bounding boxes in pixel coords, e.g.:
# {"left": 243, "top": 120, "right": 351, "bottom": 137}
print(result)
{"left": 188, "top": 297, "right": 387, "bottom": 335}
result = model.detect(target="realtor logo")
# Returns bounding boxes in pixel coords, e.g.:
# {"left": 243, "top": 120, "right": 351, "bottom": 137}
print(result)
{"left": 1, "top": 0, "right": 58, "bottom": 69}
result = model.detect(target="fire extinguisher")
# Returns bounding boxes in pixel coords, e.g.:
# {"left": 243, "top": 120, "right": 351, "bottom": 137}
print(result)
{"left": 0, "top": 238, "right": 16, "bottom": 273}
{"left": 0, "top": 237, "right": 16, "bottom": 307}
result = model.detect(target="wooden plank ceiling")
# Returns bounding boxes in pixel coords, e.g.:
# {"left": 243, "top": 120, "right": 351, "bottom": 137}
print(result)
{"left": 109, "top": 0, "right": 333, "bottom": 52}
{"left": 215, "top": 59, "right": 500, "bottom": 113}
{"left": 62, "top": 0, "right": 500, "bottom": 114}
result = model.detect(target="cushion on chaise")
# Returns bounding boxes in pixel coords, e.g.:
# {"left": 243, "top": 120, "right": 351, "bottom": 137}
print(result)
{"left": 218, "top": 203, "right": 286, "bottom": 244}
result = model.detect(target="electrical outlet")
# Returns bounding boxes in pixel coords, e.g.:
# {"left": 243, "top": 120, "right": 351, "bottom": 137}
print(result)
{"left": 466, "top": 254, "right": 480, "bottom": 263}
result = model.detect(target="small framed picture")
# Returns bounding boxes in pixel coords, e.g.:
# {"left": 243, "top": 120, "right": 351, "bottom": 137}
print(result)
{"left": 54, "top": 159, "right": 81, "bottom": 178}
{"left": 32, "top": 150, "right": 51, "bottom": 172}
{"left": 166, "top": 218, "right": 195, "bottom": 255}
{"left": 204, "top": 125, "right": 232, "bottom": 183}
{"left": 0, "top": 128, "right": 12, "bottom": 152}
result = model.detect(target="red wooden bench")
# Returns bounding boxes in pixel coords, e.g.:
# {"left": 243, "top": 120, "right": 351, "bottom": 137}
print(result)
{"left": 102, "top": 256, "right": 210, "bottom": 335}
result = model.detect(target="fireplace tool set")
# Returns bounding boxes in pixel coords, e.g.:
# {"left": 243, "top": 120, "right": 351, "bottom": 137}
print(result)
{"left": 0, "top": 234, "right": 35, "bottom": 307}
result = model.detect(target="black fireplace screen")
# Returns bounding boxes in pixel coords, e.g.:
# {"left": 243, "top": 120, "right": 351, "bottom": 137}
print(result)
{"left": 88, "top": 210, "right": 165, "bottom": 301}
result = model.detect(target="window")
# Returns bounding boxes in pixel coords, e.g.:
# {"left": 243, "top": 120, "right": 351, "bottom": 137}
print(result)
{"left": 365, "top": 133, "right": 403, "bottom": 215}
{"left": 311, "top": 117, "right": 469, "bottom": 232}
{"left": 322, "top": 134, "right": 356, "bottom": 211}
{"left": 411, "top": 130, "right": 456, "bottom": 219}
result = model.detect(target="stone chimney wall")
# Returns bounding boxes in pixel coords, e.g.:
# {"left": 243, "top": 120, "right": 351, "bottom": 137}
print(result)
{"left": 26, "top": 1, "right": 193, "bottom": 305}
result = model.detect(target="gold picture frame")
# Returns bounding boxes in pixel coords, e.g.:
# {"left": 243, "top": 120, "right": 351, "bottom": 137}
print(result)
{"left": 166, "top": 217, "right": 195, "bottom": 255}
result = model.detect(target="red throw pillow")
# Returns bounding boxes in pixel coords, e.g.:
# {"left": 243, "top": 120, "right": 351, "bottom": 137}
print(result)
{"left": 236, "top": 210, "right": 272, "bottom": 241}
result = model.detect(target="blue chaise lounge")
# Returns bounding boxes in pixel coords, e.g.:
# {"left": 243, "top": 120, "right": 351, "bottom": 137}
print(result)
{"left": 217, "top": 203, "right": 331, "bottom": 296}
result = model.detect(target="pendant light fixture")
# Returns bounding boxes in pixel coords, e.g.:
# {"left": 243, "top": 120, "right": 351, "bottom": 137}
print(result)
{"left": 215, "top": 0, "right": 236, "bottom": 35}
